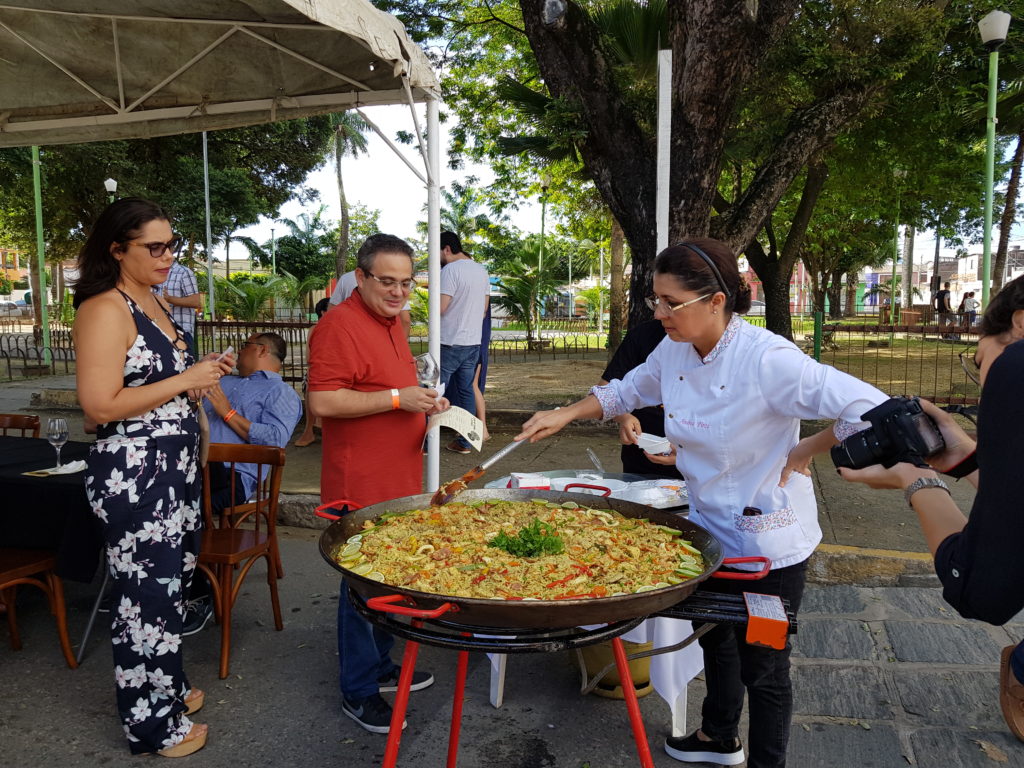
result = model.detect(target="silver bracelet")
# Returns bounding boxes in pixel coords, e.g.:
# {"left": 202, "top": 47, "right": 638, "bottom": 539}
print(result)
{"left": 903, "top": 476, "right": 951, "bottom": 508}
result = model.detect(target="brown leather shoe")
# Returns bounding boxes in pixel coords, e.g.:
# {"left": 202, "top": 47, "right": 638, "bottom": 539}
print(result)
{"left": 1000, "top": 645, "right": 1024, "bottom": 742}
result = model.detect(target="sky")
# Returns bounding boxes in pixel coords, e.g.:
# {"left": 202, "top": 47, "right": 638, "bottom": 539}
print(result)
{"left": 229, "top": 103, "right": 542, "bottom": 260}
{"left": 226, "top": 102, "right": 1022, "bottom": 273}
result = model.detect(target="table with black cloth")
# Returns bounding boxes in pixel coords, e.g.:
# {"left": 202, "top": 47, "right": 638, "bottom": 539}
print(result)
{"left": 0, "top": 435, "right": 102, "bottom": 583}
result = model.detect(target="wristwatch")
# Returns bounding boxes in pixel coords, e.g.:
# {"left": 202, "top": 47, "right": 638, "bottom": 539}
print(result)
{"left": 903, "top": 476, "right": 950, "bottom": 508}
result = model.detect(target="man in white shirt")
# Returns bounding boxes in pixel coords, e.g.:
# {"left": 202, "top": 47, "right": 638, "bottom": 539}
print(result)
{"left": 439, "top": 231, "right": 490, "bottom": 453}
{"left": 329, "top": 266, "right": 411, "bottom": 337}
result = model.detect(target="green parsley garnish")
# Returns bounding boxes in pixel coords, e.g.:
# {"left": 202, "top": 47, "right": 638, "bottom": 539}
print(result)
{"left": 488, "top": 518, "right": 565, "bottom": 558}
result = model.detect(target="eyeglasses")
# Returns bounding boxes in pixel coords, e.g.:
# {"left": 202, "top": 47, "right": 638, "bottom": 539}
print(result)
{"left": 123, "top": 237, "right": 183, "bottom": 258}
{"left": 241, "top": 341, "right": 265, "bottom": 350}
{"left": 364, "top": 270, "right": 416, "bottom": 291}
{"left": 644, "top": 293, "right": 712, "bottom": 313}
{"left": 959, "top": 347, "right": 980, "bottom": 385}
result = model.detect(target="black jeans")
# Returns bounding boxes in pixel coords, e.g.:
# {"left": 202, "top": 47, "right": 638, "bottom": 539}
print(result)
{"left": 697, "top": 558, "right": 809, "bottom": 768}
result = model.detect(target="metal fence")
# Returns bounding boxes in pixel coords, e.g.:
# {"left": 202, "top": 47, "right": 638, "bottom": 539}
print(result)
{"left": 0, "top": 313, "right": 983, "bottom": 405}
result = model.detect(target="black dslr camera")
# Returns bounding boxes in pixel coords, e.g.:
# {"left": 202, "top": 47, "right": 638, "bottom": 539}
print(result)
{"left": 831, "top": 396, "right": 945, "bottom": 470}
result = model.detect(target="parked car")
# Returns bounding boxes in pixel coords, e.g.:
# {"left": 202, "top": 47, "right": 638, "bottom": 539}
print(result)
{"left": 747, "top": 299, "right": 766, "bottom": 316}
{"left": 0, "top": 300, "right": 25, "bottom": 317}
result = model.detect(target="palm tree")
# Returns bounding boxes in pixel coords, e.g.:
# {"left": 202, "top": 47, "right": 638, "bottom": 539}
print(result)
{"left": 493, "top": 258, "right": 560, "bottom": 347}
{"left": 276, "top": 270, "right": 328, "bottom": 318}
{"left": 329, "top": 112, "right": 370, "bottom": 276}
{"left": 273, "top": 206, "right": 336, "bottom": 284}
{"left": 221, "top": 277, "right": 283, "bottom": 321}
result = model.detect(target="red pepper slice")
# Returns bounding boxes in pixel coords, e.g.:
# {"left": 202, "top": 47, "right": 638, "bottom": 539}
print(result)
{"left": 472, "top": 573, "right": 487, "bottom": 584}
{"left": 545, "top": 573, "right": 576, "bottom": 589}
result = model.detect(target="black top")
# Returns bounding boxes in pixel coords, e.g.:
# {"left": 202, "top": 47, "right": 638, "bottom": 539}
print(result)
{"left": 935, "top": 289, "right": 951, "bottom": 312}
{"left": 934, "top": 339, "right": 1024, "bottom": 624}
{"left": 602, "top": 320, "right": 684, "bottom": 479}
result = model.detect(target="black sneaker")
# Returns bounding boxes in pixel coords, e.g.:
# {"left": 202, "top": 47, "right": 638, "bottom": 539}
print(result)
{"left": 378, "top": 666, "right": 435, "bottom": 693}
{"left": 664, "top": 731, "right": 744, "bottom": 765}
{"left": 182, "top": 598, "right": 213, "bottom": 637}
{"left": 342, "top": 693, "right": 406, "bottom": 734}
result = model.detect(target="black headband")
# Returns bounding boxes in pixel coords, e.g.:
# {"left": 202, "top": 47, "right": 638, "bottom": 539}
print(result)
{"left": 673, "top": 241, "right": 732, "bottom": 298}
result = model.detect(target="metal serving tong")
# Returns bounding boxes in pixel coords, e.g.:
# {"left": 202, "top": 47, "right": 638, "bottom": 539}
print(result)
{"left": 429, "top": 439, "right": 525, "bottom": 506}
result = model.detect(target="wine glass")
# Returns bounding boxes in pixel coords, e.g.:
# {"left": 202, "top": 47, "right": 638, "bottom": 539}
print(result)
{"left": 414, "top": 353, "right": 440, "bottom": 389}
{"left": 47, "top": 417, "right": 69, "bottom": 469}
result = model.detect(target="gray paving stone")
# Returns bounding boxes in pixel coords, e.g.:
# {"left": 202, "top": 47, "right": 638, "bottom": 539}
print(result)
{"left": 792, "top": 664, "right": 893, "bottom": 719}
{"left": 875, "top": 587, "right": 957, "bottom": 619}
{"left": 909, "top": 728, "right": 1024, "bottom": 768}
{"left": 800, "top": 585, "right": 866, "bottom": 616}
{"left": 884, "top": 621, "right": 1004, "bottom": 665}
{"left": 792, "top": 618, "right": 876, "bottom": 660}
{"left": 894, "top": 668, "right": 1003, "bottom": 729}
{"left": 788, "top": 721, "right": 906, "bottom": 768}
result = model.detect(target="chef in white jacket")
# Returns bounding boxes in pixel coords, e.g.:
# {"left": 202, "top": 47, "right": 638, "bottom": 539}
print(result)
{"left": 516, "top": 238, "right": 887, "bottom": 768}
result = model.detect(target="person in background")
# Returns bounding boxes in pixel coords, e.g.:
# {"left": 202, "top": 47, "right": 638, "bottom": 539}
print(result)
{"left": 157, "top": 260, "right": 203, "bottom": 356}
{"left": 599, "top": 318, "right": 685, "bottom": 480}
{"left": 295, "top": 299, "right": 332, "bottom": 447}
{"left": 439, "top": 231, "right": 490, "bottom": 454}
{"left": 471, "top": 301, "right": 492, "bottom": 442}
{"left": 183, "top": 331, "right": 303, "bottom": 634}
{"left": 515, "top": 238, "right": 887, "bottom": 768}
{"left": 935, "top": 281, "right": 953, "bottom": 331}
{"left": 308, "top": 233, "right": 449, "bottom": 734}
{"left": 839, "top": 273, "right": 1024, "bottom": 742}
{"left": 74, "top": 197, "right": 233, "bottom": 757}
{"left": 964, "top": 291, "right": 979, "bottom": 329}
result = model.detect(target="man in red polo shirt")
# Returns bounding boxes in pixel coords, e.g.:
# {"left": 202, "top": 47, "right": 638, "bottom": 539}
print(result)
{"left": 308, "top": 233, "right": 449, "bottom": 734}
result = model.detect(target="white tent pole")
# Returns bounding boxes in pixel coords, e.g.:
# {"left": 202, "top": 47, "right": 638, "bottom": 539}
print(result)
{"left": 203, "top": 131, "right": 215, "bottom": 322}
{"left": 355, "top": 108, "right": 427, "bottom": 184}
{"left": 426, "top": 95, "right": 441, "bottom": 491}
{"left": 656, "top": 49, "right": 671, "bottom": 252}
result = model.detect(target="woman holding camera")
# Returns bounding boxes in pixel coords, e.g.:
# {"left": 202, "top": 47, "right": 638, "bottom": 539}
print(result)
{"left": 516, "top": 239, "right": 886, "bottom": 768}
{"left": 839, "top": 273, "right": 1024, "bottom": 741}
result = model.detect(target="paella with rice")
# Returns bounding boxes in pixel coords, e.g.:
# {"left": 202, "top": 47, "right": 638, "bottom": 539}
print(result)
{"left": 333, "top": 498, "right": 705, "bottom": 600}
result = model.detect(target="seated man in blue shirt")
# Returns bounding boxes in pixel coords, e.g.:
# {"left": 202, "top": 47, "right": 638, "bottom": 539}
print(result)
{"left": 185, "top": 331, "right": 302, "bottom": 634}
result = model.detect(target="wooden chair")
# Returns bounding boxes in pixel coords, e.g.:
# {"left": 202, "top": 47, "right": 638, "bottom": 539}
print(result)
{"left": 0, "top": 413, "right": 40, "bottom": 438}
{"left": 0, "top": 548, "right": 78, "bottom": 669}
{"left": 197, "top": 443, "right": 286, "bottom": 679}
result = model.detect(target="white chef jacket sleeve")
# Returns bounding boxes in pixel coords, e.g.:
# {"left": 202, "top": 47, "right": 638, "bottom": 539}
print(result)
{"left": 591, "top": 345, "right": 666, "bottom": 419}
{"left": 757, "top": 340, "right": 888, "bottom": 437}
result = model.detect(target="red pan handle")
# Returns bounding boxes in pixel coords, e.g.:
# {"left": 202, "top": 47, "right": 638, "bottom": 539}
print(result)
{"left": 366, "top": 594, "right": 458, "bottom": 618}
{"left": 712, "top": 556, "right": 771, "bottom": 580}
{"left": 315, "top": 499, "right": 363, "bottom": 521}
{"left": 563, "top": 483, "right": 612, "bottom": 497}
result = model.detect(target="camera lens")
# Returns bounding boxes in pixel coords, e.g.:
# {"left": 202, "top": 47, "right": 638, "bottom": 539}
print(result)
{"left": 831, "top": 428, "right": 886, "bottom": 470}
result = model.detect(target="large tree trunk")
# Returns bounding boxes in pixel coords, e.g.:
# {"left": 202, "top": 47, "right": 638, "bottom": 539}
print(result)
{"left": 334, "top": 133, "right": 349, "bottom": 278}
{"left": 901, "top": 225, "right": 915, "bottom": 308}
{"left": 844, "top": 274, "right": 858, "bottom": 318}
{"left": 608, "top": 218, "right": 626, "bottom": 358}
{"left": 758, "top": 260, "right": 793, "bottom": 339}
{"left": 746, "top": 158, "right": 828, "bottom": 338}
{"left": 520, "top": 0, "right": 886, "bottom": 328}
{"left": 994, "top": 130, "right": 1024, "bottom": 295}
{"left": 827, "top": 268, "right": 843, "bottom": 319}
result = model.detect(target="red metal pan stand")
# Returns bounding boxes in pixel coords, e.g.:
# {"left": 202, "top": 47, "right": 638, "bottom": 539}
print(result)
{"left": 351, "top": 587, "right": 796, "bottom": 768}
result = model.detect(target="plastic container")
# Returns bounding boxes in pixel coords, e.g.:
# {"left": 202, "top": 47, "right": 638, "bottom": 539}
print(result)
{"left": 636, "top": 433, "right": 672, "bottom": 455}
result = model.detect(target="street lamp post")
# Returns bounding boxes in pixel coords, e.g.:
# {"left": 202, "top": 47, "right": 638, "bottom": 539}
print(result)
{"left": 270, "top": 227, "right": 276, "bottom": 275}
{"left": 104, "top": 177, "right": 117, "bottom": 204}
{"left": 979, "top": 10, "right": 1011, "bottom": 307}
{"left": 539, "top": 172, "right": 551, "bottom": 275}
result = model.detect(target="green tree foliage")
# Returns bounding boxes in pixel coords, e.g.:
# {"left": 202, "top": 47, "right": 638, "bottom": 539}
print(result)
{"left": 0, "top": 117, "right": 334, "bottom": 265}
{"left": 273, "top": 206, "right": 338, "bottom": 283}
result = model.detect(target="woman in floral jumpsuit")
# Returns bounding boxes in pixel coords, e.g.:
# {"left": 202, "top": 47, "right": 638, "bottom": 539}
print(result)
{"left": 73, "top": 198, "right": 233, "bottom": 757}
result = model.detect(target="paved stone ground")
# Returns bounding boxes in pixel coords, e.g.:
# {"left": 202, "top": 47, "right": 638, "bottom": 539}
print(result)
{"left": 3, "top": 371, "right": 1020, "bottom": 766}
{"left": 1, "top": 531, "right": 1022, "bottom": 767}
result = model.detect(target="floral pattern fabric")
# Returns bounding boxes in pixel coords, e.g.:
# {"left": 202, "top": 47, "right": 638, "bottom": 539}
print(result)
{"left": 85, "top": 292, "right": 201, "bottom": 754}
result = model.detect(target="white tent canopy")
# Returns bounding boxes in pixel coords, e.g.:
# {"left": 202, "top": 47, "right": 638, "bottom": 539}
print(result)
{"left": 0, "top": 0, "right": 438, "bottom": 146}
{"left": 1, "top": 0, "right": 444, "bottom": 489}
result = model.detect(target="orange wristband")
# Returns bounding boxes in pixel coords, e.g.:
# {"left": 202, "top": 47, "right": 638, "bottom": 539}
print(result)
{"left": 224, "top": 409, "right": 237, "bottom": 423}
{"left": 390, "top": 389, "right": 400, "bottom": 410}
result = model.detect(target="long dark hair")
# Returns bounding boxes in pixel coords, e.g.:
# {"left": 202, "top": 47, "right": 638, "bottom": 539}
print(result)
{"left": 653, "top": 237, "right": 752, "bottom": 315}
{"left": 73, "top": 198, "right": 170, "bottom": 309}
{"left": 980, "top": 274, "right": 1024, "bottom": 337}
